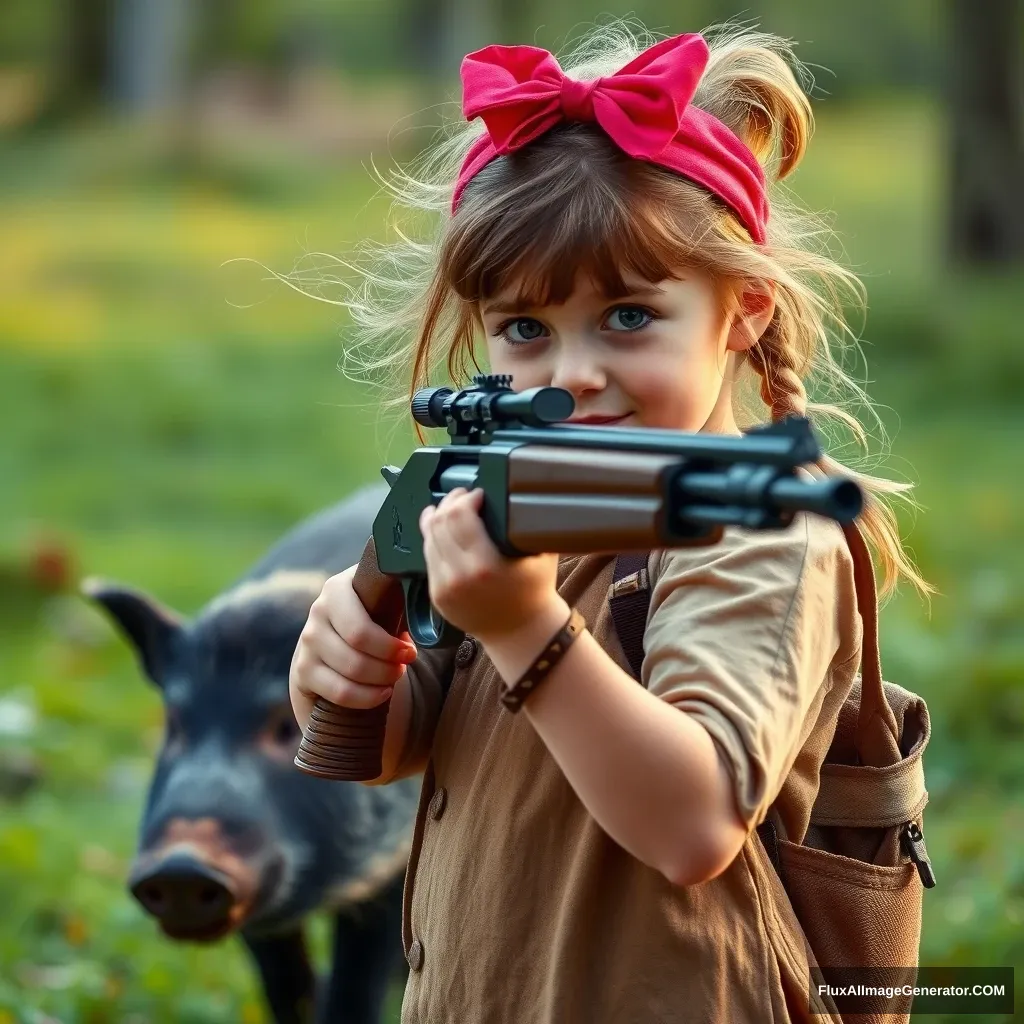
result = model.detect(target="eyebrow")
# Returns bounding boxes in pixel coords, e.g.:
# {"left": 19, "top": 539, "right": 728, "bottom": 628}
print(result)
{"left": 482, "top": 284, "right": 668, "bottom": 317}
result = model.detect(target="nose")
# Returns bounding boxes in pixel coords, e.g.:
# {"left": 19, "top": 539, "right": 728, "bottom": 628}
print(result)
{"left": 129, "top": 853, "right": 238, "bottom": 940}
{"left": 550, "top": 343, "right": 606, "bottom": 395}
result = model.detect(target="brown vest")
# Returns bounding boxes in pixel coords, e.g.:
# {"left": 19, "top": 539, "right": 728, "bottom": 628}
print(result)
{"left": 397, "top": 549, "right": 858, "bottom": 1024}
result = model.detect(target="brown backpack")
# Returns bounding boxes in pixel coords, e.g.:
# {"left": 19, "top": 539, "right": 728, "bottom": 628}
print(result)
{"left": 609, "top": 523, "right": 935, "bottom": 1024}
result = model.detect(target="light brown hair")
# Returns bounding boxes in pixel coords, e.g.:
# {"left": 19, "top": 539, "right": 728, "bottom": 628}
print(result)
{"left": 299, "top": 20, "right": 932, "bottom": 602}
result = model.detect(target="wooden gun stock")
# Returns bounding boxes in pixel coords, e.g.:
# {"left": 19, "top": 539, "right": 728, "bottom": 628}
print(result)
{"left": 293, "top": 536, "right": 406, "bottom": 781}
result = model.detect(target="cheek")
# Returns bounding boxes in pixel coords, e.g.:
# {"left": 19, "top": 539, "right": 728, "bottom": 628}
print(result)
{"left": 484, "top": 340, "right": 509, "bottom": 373}
{"left": 622, "top": 351, "right": 723, "bottom": 430}
{"left": 627, "top": 370, "right": 697, "bottom": 428}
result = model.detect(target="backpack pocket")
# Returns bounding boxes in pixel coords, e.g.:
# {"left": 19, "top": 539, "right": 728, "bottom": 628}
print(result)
{"left": 768, "top": 681, "right": 933, "bottom": 1024}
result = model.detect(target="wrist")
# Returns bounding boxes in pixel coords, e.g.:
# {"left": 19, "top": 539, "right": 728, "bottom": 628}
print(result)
{"left": 476, "top": 595, "right": 572, "bottom": 685}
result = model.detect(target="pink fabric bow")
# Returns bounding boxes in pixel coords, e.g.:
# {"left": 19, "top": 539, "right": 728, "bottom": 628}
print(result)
{"left": 453, "top": 34, "right": 769, "bottom": 244}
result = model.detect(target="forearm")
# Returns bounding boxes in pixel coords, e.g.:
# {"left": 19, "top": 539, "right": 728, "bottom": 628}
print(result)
{"left": 480, "top": 599, "right": 748, "bottom": 885}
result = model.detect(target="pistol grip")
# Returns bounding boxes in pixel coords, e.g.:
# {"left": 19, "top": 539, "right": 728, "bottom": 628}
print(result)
{"left": 294, "top": 536, "right": 404, "bottom": 782}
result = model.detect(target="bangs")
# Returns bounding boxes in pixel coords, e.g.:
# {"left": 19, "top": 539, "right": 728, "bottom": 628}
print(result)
{"left": 444, "top": 127, "right": 711, "bottom": 308}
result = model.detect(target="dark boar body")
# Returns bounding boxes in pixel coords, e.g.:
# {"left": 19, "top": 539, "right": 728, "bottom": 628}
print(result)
{"left": 85, "top": 483, "right": 419, "bottom": 1024}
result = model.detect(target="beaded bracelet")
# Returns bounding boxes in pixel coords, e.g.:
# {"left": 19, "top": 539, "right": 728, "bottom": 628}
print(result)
{"left": 500, "top": 608, "right": 587, "bottom": 713}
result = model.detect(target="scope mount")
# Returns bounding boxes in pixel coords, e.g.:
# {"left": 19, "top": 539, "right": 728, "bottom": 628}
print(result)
{"left": 471, "top": 373, "right": 513, "bottom": 392}
{"left": 436, "top": 373, "right": 512, "bottom": 442}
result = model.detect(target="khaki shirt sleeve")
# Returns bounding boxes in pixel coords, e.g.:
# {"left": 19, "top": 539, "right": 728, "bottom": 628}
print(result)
{"left": 390, "top": 645, "right": 456, "bottom": 780}
{"left": 644, "top": 515, "right": 861, "bottom": 829}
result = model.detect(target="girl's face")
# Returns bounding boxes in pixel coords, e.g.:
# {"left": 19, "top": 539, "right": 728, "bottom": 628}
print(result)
{"left": 479, "top": 269, "right": 771, "bottom": 436}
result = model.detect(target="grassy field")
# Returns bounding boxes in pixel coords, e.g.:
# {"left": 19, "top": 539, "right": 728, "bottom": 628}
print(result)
{"left": 1, "top": 97, "right": 1022, "bottom": 1022}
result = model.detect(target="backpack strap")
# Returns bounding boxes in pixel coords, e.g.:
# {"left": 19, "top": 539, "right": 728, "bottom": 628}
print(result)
{"left": 840, "top": 523, "right": 901, "bottom": 766}
{"left": 609, "top": 553, "right": 651, "bottom": 681}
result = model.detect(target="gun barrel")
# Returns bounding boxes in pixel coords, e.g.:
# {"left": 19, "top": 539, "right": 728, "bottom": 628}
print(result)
{"left": 679, "top": 470, "right": 863, "bottom": 524}
{"left": 768, "top": 476, "right": 863, "bottom": 522}
{"left": 493, "top": 421, "right": 820, "bottom": 466}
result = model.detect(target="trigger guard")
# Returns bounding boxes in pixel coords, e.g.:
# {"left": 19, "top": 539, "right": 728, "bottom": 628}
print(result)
{"left": 402, "top": 577, "right": 465, "bottom": 649}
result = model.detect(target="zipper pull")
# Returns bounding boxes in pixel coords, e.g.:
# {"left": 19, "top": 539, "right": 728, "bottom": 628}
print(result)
{"left": 901, "top": 821, "right": 936, "bottom": 888}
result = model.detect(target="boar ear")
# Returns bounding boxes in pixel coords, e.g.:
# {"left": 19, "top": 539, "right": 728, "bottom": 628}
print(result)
{"left": 80, "top": 577, "right": 184, "bottom": 686}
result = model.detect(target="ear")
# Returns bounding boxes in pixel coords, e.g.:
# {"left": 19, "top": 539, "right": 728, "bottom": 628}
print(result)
{"left": 724, "top": 280, "right": 776, "bottom": 354}
{"left": 80, "top": 577, "right": 184, "bottom": 686}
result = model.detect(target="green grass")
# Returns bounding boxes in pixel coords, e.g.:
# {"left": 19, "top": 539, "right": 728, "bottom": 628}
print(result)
{"left": 1, "top": 98, "right": 1021, "bottom": 1022}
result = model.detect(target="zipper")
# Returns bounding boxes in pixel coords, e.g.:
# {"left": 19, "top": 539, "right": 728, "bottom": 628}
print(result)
{"left": 900, "top": 821, "right": 937, "bottom": 888}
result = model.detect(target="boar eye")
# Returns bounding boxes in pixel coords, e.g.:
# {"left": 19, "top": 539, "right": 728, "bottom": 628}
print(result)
{"left": 266, "top": 705, "right": 300, "bottom": 747}
{"left": 257, "top": 703, "right": 304, "bottom": 762}
{"left": 275, "top": 716, "right": 299, "bottom": 745}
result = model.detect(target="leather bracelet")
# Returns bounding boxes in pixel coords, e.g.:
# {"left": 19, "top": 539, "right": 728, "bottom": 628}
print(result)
{"left": 500, "top": 607, "right": 587, "bottom": 713}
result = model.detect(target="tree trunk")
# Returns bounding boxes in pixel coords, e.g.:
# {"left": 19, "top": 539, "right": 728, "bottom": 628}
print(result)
{"left": 948, "top": 0, "right": 1024, "bottom": 265}
{"left": 401, "top": 0, "right": 501, "bottom": 82}
{"left": 396, "top": 0, "right": 502, "bottom": 151}
{"left": 66, "top": 0, "right": 113, "bottom": 111}
{"left": 109, "top": 0, "right": 194, "bottom": 114}
{"left": 32, "top": 0, "right": 113, "bottom": 122}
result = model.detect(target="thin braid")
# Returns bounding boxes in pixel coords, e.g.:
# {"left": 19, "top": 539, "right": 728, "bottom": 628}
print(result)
{"left": 747, "top": 331, "right": 809, "bottom": 422}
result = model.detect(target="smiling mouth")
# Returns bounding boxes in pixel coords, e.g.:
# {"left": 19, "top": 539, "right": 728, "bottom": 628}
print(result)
{"left": 566, "top": 414, "right": 631, "bottom": 425}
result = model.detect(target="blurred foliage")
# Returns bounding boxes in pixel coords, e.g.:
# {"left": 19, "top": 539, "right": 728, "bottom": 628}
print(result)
{"left": 0, "top": 59, "right": 1021, "bottom": 1024}
{"left": 1, "top": 0, "right": 944, "bottom": 95}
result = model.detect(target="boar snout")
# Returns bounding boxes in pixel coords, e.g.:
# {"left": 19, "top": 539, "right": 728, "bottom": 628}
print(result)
{"left": 130, "top": 853, "right": 237, "bottom": 941}
{"left": 129, "top": 816, "right": 264, "bottom": 941}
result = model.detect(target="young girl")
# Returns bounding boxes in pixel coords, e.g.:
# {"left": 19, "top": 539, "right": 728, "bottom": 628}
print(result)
{"left": 289, "top": 21, "right": 930, "bottom": 1023}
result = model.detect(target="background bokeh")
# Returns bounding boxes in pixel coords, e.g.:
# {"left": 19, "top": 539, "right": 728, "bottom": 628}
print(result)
{"left": 1, "top": 1, "right": 1021, "bottom": 1021}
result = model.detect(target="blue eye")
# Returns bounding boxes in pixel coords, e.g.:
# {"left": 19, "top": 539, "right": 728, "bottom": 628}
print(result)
{"left": 605, "top": 306, "right": 653, "bottom": 331}
{"left": 498, "top": 318, "right": 548, "bottom": 344}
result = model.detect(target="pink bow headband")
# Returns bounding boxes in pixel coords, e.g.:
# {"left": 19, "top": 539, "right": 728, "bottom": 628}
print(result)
{"left": 452, "top": 33, "right": 769, "bottom": 244}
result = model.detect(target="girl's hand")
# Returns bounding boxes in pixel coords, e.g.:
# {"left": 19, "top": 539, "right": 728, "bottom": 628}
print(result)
{"left": 289, "top": 564, "right": 418, "bottom": 732}
{"left": 419, "top": 488, "right": 561, "bottom": 644}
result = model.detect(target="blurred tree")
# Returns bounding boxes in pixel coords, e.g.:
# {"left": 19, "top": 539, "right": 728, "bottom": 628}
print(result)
{"left": 64, "top": 0, "right": 111, "bottom": 112}
{"left": 109, "top": 0, "right": 194, "bottom": 114}
{"left": 397, "top": 0, "right": 531, "bottom": 136}
{"left": 28, "top": 0, "right": 112, "bottom": 122}
{"left": 400, "top": 0, "right": 523, "bottom": 81}
{"left": 948, "top": 0, "right": 1024, "bottom": 264}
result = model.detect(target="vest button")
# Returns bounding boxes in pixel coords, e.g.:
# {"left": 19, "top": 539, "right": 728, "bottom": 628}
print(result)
{"left": 428, "top": 787, "right": 447, "bottom": 821}
{"left": 455, "top": 637, "right": 477, "bottom": 668}
{"left": 407, "top": 938, "right": 424, "bottom": 971}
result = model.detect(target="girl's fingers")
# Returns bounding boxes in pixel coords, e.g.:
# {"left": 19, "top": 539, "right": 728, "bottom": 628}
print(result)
{"left": 306, "top": 627, "right": 411, "bottom": 686}
{"left": 443, "top": 489, "right": 488, "bottom": 551}
{"left": 421, "top": 494, "right": 459, "bottom": 566}
{"left": 316, "top": 595, "right": 416, "bottom": 664}
{"left": 424, "top": 488, "right": 482, "bottom": 555}
{"left": 421, "top": 515, "right": 451, "bottom": 590}
{"left": 298, "top": 662, "right": 396, "bottom": 710}
{"left": 420, "top": 488, "right": 459, "bottom": 542}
